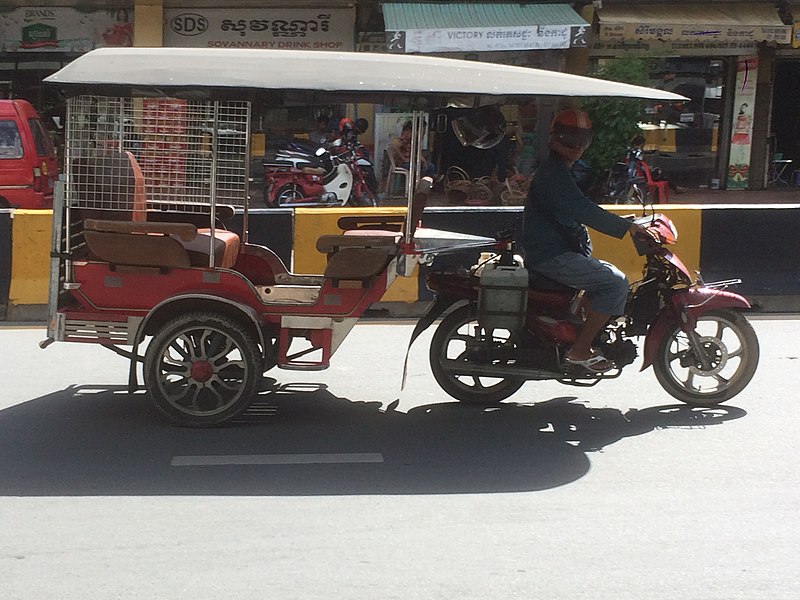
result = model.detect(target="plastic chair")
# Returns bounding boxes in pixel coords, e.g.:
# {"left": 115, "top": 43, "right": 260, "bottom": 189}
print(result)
{"left": 640, "top": 160, "right": 669, "bottom": 203}
{"left": 384, "top": 150, "right": 409, "bottom": 197}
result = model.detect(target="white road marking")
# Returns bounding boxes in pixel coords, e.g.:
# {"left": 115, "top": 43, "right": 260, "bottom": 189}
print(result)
{"left": 171, "top": 453, "right": 384, "bottom": 466}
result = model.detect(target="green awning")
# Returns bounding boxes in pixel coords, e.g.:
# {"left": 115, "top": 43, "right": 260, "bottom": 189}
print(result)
{"left": 382, "top": 3, "right": 588, "bottom": 53}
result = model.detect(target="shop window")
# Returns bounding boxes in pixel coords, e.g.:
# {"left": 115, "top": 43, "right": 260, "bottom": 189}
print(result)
{"left": 640, "top": 58, "right": 727, "bottom": 188}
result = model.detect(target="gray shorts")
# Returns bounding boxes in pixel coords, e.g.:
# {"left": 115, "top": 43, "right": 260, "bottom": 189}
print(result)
{"left": 531, "top": 252, "right": 629, "bottom": 315}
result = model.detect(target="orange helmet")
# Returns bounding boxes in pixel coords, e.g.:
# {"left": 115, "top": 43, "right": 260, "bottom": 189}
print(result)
{"left": 550, "top": 109, "right": 593, "bottom": 150}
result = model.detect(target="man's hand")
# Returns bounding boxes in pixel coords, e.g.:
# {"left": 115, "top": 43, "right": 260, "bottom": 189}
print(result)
{"left": 628, "top": 222, "right": 649, "bottom": 238}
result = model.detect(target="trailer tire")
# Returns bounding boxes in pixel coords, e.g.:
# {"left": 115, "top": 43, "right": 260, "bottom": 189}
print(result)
{"left": 144, "top": 311, "right": 261, "bottom": 427}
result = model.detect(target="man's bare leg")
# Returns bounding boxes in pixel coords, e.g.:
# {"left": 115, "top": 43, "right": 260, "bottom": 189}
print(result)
{"left": 566, "top": 309, "right": 610, "bottom": 362}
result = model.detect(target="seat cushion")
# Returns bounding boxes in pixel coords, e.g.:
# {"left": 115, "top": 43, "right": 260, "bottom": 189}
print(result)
{"left": 184, "top": 229, "right": 241, "bottom": 268}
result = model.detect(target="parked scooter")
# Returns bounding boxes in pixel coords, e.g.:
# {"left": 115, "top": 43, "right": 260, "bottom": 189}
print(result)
{"left": 263, "top": 142, "right": 354, "bottom": 208}
{"left": 604, "top": 137, "right": 670, "bottom": 204}
{"left": 408, "top": 210, "right": 759, "bottom": 407}
{"left": 331, "top": 117, "right": 378, "bottom": 206}
{"left": 263, "top": 136, "right": 376, "bottom": 207}
{"left": 605, "top": 145, "right": 648, "bottom": 204}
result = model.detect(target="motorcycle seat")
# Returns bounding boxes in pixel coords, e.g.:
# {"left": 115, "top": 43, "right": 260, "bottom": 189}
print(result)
{"left": 301, "top": 166, "right": 325, "bottom": 175}
{"left": 528, "top": 271, "right": 578, "bottom": 293}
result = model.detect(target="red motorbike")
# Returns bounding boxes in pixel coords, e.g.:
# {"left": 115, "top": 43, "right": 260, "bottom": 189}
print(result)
{"left": 328, "top": 139, "right": 378, "bottom": 207}
{"left": 409, "top": 212, "right": 759, "bottom": 407}
{"left": 263, "top": 139, "right": 377, "bottom": 208}
{"left": 263, "top": 143, "right": 353, "bottom": 208}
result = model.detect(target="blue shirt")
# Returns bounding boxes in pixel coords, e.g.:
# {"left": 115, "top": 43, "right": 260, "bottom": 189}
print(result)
{"left": 522, "top": 153, "right": 631, "bottom": 265}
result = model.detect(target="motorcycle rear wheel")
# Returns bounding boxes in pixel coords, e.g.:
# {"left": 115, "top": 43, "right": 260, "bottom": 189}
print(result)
{"left": 429, "top": 304, "right": 526, "bottom": 404}
{"left": 653, "top": 309, "right": 759, "bottom": 405}
{"left": 274, "top": 183, "right": 304, "bottom": 207}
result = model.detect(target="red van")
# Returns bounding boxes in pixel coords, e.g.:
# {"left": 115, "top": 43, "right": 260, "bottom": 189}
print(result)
{"left": 0, "top": 99, "right": 58, "bottom": 209}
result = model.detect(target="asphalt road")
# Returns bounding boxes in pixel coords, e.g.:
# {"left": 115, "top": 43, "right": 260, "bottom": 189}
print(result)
{"left": 0, "top": 317, "right": 797, "bottom": 600}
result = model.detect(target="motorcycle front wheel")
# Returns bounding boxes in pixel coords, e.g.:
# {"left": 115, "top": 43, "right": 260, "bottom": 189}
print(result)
{"left": 353, "top": 182, "right": 378, "bottom": 207}
{"left": 653, "top": 309, "right": 759, "bottom": 405}
{"left": 429, "top": 304, "right": 526, "bottom": 404}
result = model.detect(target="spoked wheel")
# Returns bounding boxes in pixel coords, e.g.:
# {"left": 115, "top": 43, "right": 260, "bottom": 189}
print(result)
{"left": 617, "top": 184, "right": 643, "bottom": 205}
{"left": 429, "top": 304, "right": 526, "bottom": 404}
{"left": 358, "top": 186, "right": 378, "bottom": 207}
{"left": 144, "top": 312, "right": 261, "bottom": 426}
{"left": 653, "top": 309, "right": 759, "bottom": 406}
{"left": 350, "top": 181, "right": 377, "bottom": 207}
{"left": 275, "top": 183, "right": 304, "bottom": 206}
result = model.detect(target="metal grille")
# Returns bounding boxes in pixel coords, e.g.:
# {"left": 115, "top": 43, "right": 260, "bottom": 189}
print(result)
{"left": 65, "top": 95, "right": 250, "bottom": 212}
{"left": 63, "top": 319, "right": 135, "bottom": 344}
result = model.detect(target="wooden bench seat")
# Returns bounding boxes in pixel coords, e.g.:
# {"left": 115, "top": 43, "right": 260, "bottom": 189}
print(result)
{"left": 316, "top": 234, "right": 400, "bottom": 283}
{"left": 83, "top": 219, "right": 240, "bottom": 270}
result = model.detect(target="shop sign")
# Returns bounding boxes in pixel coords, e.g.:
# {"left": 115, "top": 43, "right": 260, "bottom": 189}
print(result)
{"left": 599, "top": 23, "right": 790, "bottom": 45}
{"left": 590, "top": 38, "right": 759, "bottom": 57}
{"left": 387, "top": 25, "right": 588, "bottom": 54}
{"left": 163, "top": 8, "right": 354, "bottom": 51}
{"left": 727, "top": 57, "right": 758, "bottom": 190}
{"left": 0, "top": 7, "right": 134, "bottom": 52}
{"left": 793, "top": 22, "right": 800, "bottom": 49}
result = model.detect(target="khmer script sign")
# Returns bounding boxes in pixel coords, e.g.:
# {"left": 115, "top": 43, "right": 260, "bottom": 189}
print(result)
{"left": 163, "top": 8, "right": 355, "bottom": 51}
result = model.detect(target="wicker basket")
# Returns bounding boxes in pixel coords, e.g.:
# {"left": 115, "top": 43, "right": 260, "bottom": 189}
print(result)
{"left": 500, "top": 174, "right": 531, "bottom": 206}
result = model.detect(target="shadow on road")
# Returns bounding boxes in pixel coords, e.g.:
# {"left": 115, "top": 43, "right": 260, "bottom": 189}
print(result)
{"left": 0, "top": 380, "right": 746, "bottom": 496}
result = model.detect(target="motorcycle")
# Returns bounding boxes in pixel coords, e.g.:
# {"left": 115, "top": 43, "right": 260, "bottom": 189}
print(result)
{"left": 604, "top": 144, "right": 670, "bottom": 205}
{"left": 263, "top": 138, "right": 376, "bottom": 208}
{"left": 328, "top": 138, "right": 378, "bottom": 207}
{"left": 409, "top": 211, "right": 759, "bottom": 407}
{"left": 263, "top": 142, "right": 354, "bottom": 208}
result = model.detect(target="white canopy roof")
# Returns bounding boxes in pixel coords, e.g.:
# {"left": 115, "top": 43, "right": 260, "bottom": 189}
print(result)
{"left": 45, "top": 47, "right": 685, "bottom": 101}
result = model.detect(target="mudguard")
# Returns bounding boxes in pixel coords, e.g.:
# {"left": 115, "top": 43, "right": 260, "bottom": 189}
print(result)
{"left": 641, "top": 287, "right": 751, "bottom": 370}
{"left": 401, "top": 294, "right": 464, "bottom": 389}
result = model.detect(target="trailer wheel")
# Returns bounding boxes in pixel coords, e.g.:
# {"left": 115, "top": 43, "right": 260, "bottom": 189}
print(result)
{"left": 144, "top": 311, "right": 261, "bottom": 426}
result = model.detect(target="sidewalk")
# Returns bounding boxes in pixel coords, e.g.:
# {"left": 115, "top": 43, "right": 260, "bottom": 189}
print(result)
{"left": 667, "top": 185, "right": 800, "bottom": 205}
{"left": 380, "top": 182, "right": 800, "bottom": 208}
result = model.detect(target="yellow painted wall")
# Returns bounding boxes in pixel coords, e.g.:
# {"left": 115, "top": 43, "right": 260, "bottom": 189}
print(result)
{"left": 134, "top": 0, "right": 163, "bottom": 47}
{"left": 5, "top": 206, "right": 703, "bottom": 311}
{"left": 293, "top": 207, "right": 419, "bottom": 302}
{"left": 595, "top": 206, "right": 702, "bottom": 284}
{"left": 9, "top": 210, "right": 52, "bottom": 306}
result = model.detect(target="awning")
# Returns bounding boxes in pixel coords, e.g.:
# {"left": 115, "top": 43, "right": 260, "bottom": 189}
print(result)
{"left": 597, "top": 2, "right": 791, "bottom": 44}
{"left": 45, "top": 48, "right": 686, "bottom": 102}
{"left": 382, "top": 2, "right": 589, "bottom": 53}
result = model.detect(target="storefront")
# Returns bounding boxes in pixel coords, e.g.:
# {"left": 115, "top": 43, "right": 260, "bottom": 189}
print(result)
{"left": 0, "top": 6, "right": 135, "bottom": 119}
{"left": 771, "top": 3, "right": 800, "bottom": 187}
{"left": 591, "top": 2, "right": 792, "bottom": 191}
{"left": 369, "top": 2, "right": 591, "bottom": 190}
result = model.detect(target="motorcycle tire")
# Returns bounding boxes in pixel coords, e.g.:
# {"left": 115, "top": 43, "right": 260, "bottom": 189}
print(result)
{"left": 274, "top": 183, "right": 304, "bottom": 207}
{"left": 358, "top": 188, "right": 378, "bottom": 207}
{"left": 616, "top": 185, "right": 642, "bottom": 205}
{"left": 429, "top": 304, "right": 526, "bottom": 405}
{"left": 652, "top": 309, "right": 759, "bottom": 406}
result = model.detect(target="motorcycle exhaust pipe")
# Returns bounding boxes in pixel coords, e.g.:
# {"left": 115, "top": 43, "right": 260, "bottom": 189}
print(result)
{"left": 439, "top": 359, "right": 562, "bottom": 380}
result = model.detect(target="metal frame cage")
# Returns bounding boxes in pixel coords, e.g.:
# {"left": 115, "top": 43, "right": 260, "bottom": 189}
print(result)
{"left": 65, "top": 95, "right": 251, "bottom": 213}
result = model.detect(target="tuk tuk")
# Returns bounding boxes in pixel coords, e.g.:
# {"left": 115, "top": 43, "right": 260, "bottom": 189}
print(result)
{"left": 41, "top": 47, "right": 683, "bottom": 426}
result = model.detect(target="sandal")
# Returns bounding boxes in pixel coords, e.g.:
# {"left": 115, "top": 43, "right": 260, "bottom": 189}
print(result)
{"left": 564, "top": 350, "right": 614, "bottom": 374}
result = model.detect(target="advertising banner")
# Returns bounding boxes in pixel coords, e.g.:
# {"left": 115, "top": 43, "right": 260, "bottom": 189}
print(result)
{"left": 727, "top": 57, "right": 758, "bottom": 190}
{"left": 387, "top": 25, "right": 587, "bottom": 54}
{"left": 0, "top": 6, "right": 134, "bottom": 52}
{"left": 163, "top": 8, "right": 355, "bottom": 51}
{"left": 598, "top": 22, "right": 790, "bottom": 45}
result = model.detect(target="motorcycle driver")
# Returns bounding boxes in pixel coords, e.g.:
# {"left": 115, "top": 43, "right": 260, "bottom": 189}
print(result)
{"left": 522, "top": 109, "right": 648, "bottom": 373}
